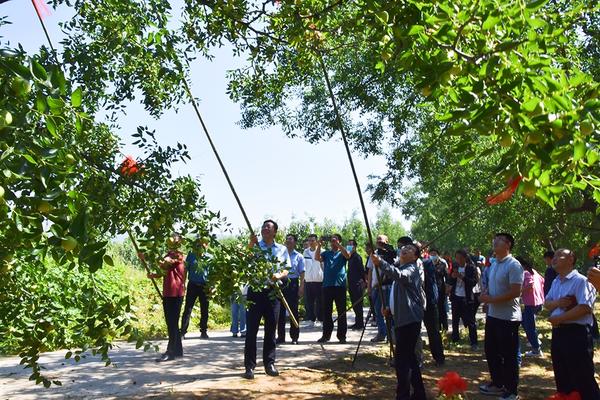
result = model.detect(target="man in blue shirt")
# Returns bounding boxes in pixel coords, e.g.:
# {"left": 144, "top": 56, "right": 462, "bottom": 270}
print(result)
{"left": 545, "top": 248, "right": 599, "bottom": 399}
{"left": 277, "top": 234, "right": 305, "bottom": 344}
{"left": 180, "top": 238, "right": 210, "bottom": 339}
{"left": 244, "top": 220, "right": 290, "bottom": 380}
{"left": 315, "top": 234, "right": 350, "bottom": 344}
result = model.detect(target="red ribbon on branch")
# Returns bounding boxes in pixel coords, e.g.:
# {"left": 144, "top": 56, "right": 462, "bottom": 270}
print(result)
{"left": 486, "top": 175, "right": 523, "bottom": 205}
{"left": 119, "top": 155, "right": 141, "bottom": 176}
{"left": 589, "top": 243, "right": 600, "bottom": 259}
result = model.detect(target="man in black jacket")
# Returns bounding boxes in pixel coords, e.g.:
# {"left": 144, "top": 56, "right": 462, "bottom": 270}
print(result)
{"left": 422, "top": 249, "right": 446, "bottom": 365}
{"left": 346, "top": 239, "right": 366, "bottom": 330}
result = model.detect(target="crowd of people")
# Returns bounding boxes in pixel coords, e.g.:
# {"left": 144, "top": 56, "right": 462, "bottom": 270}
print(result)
{"left": 145, "top": 221, "right": 600, "bottom": 400}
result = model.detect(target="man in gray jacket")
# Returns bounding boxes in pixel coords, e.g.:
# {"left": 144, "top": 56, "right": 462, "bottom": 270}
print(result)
{"left": 371, "top": 243, "right": 426, "bottom": 400}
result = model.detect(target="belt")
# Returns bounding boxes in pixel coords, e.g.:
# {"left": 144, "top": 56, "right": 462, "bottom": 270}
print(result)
{"left": 553, "top": 323, "right": 589, "bottom": 330}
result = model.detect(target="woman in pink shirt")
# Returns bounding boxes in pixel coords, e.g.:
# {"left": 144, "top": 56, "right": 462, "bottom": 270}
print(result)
{"left": 518, "top": 256, "right": 545, "bottom": 357}
{"left": 148, "top": 233, "right": 186, "bottom": 362}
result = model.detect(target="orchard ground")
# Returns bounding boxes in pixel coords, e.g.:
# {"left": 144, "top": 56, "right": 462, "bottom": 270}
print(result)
{"left": 2, "top": 310, "right": 600, "bottom": 399}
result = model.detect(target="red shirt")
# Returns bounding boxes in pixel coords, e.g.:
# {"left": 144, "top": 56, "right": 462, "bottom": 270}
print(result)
{"left": 163, "top": 250, "right": 185, "bottom": 297}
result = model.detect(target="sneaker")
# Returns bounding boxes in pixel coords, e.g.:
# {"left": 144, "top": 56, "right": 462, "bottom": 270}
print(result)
{"left": 314, "top": 321, "right": 322, "bottom": 328}
{"left": 498, "top": 394, "right": 519, "bottom": 400}
{"left": 240, "top": 332, "right": 246, "bottom": 338}
{"left": 243, "top": 368, "right": 254, "bottom": 379}
{"left": 370, "top": 334, "right": 386, "bottom": 343}
{"left": 524, "top": 350, "right": 543, "bottom": 357}
{"left": 479, "top": 383, "right": 504, "bottom": 396}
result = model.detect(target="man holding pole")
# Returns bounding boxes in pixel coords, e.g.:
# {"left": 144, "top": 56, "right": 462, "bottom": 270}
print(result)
{"left": 371, "top": 243, "right": 426, "bottom": 400}
{"left": 244, "top": 220, "right": 290, "bottom": 379}
{"left": 316, "top": 234, "right": 351, "bottom": 344}
{"left": 303, "top": 234, "right": 323, "bottom": 327}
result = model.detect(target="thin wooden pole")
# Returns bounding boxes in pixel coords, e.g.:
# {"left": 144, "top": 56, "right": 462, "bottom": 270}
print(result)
{"left": 317, "top": 52, "right": 394, "bottom": 359}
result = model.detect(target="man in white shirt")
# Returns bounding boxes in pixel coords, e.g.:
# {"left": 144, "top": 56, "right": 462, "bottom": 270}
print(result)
{"left": 545, "top": 248, "right": 599, "bottom": 399}
{"left": 303, "top": 234, "right": 323, "bottom": 327}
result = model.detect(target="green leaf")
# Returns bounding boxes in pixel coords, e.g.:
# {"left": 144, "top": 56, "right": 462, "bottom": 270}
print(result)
{"left": 527, "top": 18, "right": 547, "bottom": 29}
{"left": 31, "top": 60, "right": 48, "bottom": 81}
{"left": 36, "top": 95, "right": 47, "bottom": 113}
{"left": 103, "top": 254, "right": 114, "bottom": 266}
{"left": 539, "top": 170, "right": 551, "bottom": 186}
{"left": 71, "top": 87, "right": 82, "bottom": 108}
{"left": 551, "top": 94, "right": 570, "bottom": 111}
{"left": 573, "top": 141, "right": 586, "bottom": 161}
{"left": 47, "top": 97, "right": 65, "bottom": 112}
{"left": 408, "top": 25, "right": 424, "bottom": 36}
{"left": 593, "top": 190, "right": 600, "bottom": 206}
{"left": 521, "top": 97, "right": 541, "bottom": 113}
{"left": 482, "top": 15, "right": 500, "bottom": 31}
{"left": 587, "top": 150, "right": 599, "bottom": 165}
{"left": 527, "top": 0, "right": 549, "bottom": 10}
{"left": 46, "top": 117, "right": 58, "bottom": 138}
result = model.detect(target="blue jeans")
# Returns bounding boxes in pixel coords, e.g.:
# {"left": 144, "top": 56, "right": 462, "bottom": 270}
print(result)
{"left": 231, "top": 298, "right": 246, "bottom": 335}
{"left": 372, "top": 286, "right": 391, "bottom": 337}
{"left": 522, "top": 305, "right": 542, "bottom": 351}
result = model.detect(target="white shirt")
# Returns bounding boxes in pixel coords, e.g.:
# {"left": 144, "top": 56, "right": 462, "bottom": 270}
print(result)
{"left": 303, "top": 248, "right": 323, "bottom": 282}
{"left": 455, "top": 266, "right": 466, "bottom": 297}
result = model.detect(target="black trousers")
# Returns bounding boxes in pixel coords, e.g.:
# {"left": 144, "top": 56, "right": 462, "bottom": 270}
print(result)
{"left": 304, "top": 281, "right": 323, "bottom": 322}
{"left": 551, "top": 324, "right": 600, "bottom": 399}
{"left": 423, "top": 302, "right": 445, "bottom": 363}
{"left": 244, "top": 288, "right": 280, "bottom": 370}
{"left": 277, "top": 278, "right": 299, "bottom": 342}
{"left": 395, "top": 322, "right": 426, "bottom": 400}
{"left": 438, "top": 293, "right": 449, "bottom": 331}
{"left": 451, "top": 296, "right": 477, "bottom": 345}
{"left": 322, "top": 286, "right": 347, "bottom": 341}
{"left": 180, "top": 281, "right": 209, "bottom": 334}
{"left": 472, "top": 293, "right": 481, "bottom": 323}
{"left": 348, "top": 280, "right": 364, "bottom": 328}
{"left": 484, "top": 316, "right": 520, "bottom": 395}
{"left": 163, "top": 296, "right": 183, "bottom": 357}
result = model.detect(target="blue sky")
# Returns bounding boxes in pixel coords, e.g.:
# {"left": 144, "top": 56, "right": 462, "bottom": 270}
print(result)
{"left": 1, "top": 1, "right": 410, "bottom": 235}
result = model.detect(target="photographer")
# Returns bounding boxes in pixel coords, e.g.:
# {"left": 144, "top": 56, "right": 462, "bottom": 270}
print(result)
{"left": 368, "top": 234, "right": 396, "bottom": 343}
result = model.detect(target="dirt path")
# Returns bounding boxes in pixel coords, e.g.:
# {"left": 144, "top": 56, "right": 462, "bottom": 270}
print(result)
{"left": 0, "top": 318, "right": 385, "bottom": 399}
